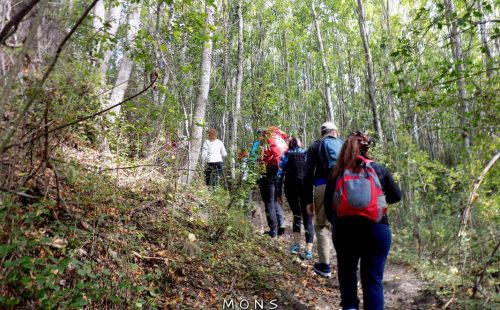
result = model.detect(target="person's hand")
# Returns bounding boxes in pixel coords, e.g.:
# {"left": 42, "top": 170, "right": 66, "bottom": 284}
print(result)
{"left": 306, "top": 203, "right": 314, "bottom": 216}
{"left": 277, "top": 196, "right": 283, "bottom": 205}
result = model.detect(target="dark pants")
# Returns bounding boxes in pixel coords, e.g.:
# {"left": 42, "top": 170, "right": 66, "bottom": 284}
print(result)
{"left": 333, "top": 217, "right": 391, "bottom": 310}
{"left": 205, "top": 162, "right": 223, "bottom": 187}
{"left": 284, "top": 180, "right": 314, "bottom": 243}
{"left": 259, "top": 174, "right": 284, "bottom": 236}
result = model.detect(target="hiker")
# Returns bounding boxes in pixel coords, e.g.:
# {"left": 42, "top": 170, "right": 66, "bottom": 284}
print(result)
{"left": 201, "top": 128, "right": 227, "bottom": 187}
{"left": 304, "top": 122, "right": 343, "bottom": 277}
{"left": 277, "top": 137, "right": 314, "bottom": 259}
{"left": 324, "top": 131, "right": 402, "bottom": 310}
{"left": 251, "top": 127, "right": 288, "bottom": 237}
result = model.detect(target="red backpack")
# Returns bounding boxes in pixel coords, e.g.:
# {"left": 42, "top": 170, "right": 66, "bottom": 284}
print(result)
{"left": 333, "top": 156, "right": 387, "bottom": 222}
{"left": 262, "top": 127, "right": 288, "bottom": 168}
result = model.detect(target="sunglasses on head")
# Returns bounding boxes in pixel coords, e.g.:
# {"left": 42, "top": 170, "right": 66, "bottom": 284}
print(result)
{"left": 350, "top": 131, "right": 372, "bottom": 147}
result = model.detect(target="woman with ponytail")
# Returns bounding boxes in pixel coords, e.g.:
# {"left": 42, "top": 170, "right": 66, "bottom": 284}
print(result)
{"left": 324, "top": 131, "right": 402, "bottom": 310}
{"left": 277, "top": 137, "right": 314, "bottom": 259}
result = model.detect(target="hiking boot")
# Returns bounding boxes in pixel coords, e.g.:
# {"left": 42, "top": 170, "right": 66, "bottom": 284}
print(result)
{"left": 278, "top": 227, "right": 285, "bottom": 236}
{"left": 313, "top": 263, "right": 332, "bottom": 278}
{"left": 290, "top": 243, "right": 300, "bottom": 254}
{"left": 263, "top": 230, "right": 277, "bottom": 238}
{"left": 300, "top": 250, "right": 313, "bottom": 261}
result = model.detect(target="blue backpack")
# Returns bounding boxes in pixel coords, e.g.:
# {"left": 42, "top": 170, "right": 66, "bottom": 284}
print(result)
{"left": 319, "top": 136, "right": 343, "bottom": 173}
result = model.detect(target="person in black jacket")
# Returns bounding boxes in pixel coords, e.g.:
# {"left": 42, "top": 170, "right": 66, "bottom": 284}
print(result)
{"left": 324, "top": 131, "right": 402, "bottom": 310}
{"left": 304, "top": 122, "right": 343, "bottom": 278}
{"left": 277, "top": 137, "right": 314, "bottom": 259}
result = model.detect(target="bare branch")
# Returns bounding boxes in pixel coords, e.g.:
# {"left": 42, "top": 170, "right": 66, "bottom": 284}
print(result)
{"left": 0, "top": 0, "right": 42, "bottom": 45}
{"left": 3, "top": 74, "right": 158, "bottom": 152}
{"left": 458, "top": 151, "right": 500, "bottom": 239}
{"left": 0, "top": 0, "right": 101, "bottom": 154}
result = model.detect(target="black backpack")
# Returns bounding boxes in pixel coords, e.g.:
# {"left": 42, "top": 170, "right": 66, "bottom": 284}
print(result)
{"left": 285, "top": 150, "right": 307, "bottom": 182}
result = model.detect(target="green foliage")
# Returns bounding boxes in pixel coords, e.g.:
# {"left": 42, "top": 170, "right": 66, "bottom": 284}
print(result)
{"left": 0, "top": 198, "right": 90, "bottom": 308}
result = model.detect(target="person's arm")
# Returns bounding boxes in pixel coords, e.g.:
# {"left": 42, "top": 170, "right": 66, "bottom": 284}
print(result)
{"left": 324, "top": 175, "right": 337, "bottom": 225}
{"left": 276, "top": 153, "right": 288, "bottom": 198}
{"left": 372, "top": 163, "right": 402, "bottom": 204}
{"left": 220, "top": 140, "right": 227, "bottom": 158}
{"left": 250, "top": 140, "right": 260, "bottom": 160}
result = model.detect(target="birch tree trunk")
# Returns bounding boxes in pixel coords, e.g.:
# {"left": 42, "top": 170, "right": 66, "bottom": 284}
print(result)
{"left": 356, "top": 0, "right": 384, "bottom": 142}
{"left": 91, "top": 0, "right": 105, "bottom": 62}
{"left": 230, "top": 0, "right": 243, "bottom": 180}
{"left": 186, "top": 1, "right": 215, "bottom": 184}
{"left": 221, "top": 0, "right": 231, "bottom": 178}
{"left": 0, "top": 0, "right": 45, "bottom": 120}
{"left": 380, "top": 0, "right": 397, "bottom": 143}
{"left": 106, "top": 1, "right": 142, "bottom": 123}
{"left": 165, "top": 1, "right": 175, "bottom": 48}
{"left": 477, "top": 1, "right": 494, "bottom": 79}
{"left": 100, "top": 2, "right": 123, "bottom": 85}
{"left": 444, "top": 0, "right": 470, "bottom": 149}
{"left": 311, "top": 0, "right": 334, "bottom": 123}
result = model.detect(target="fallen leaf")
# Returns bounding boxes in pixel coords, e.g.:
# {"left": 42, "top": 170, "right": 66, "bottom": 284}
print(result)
{"left": 188, "top": 233, "right": 197, "bottom": 242}
{"left": 50, "top": 237, "right": 68, "bottom": 249}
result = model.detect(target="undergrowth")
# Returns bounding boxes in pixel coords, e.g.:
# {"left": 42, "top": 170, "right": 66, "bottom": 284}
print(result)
{"left": 0, "top": 153, "right": 287, "bottom": 309}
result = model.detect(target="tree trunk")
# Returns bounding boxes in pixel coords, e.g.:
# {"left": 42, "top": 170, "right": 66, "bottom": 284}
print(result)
{"left": 477, "top": 1, "right": 493, "bottom": 79}
{"left": 311, "top": 0, "right": 334, "bottom": 123}
{"left": 0, "top": 0, "right": 41, "bottom": 45}
{"left": 356, "top": 0, "right": 383, "bottom": 142}
{"left": 100, "top": 2, "right": 123, "bottom": 85}
{"left": 221, "top": 0, "right": 231, "bottom": 178}
{"left": 91, "top": 0, "right": 105, "bottom": 61}
{"left": 0, "top": 0, "right": 45, "bottom": 120}
{"left": 186, "top": 1, "right": 215, "bottom": 184}
{"left": 444, "top": 0, "right": 470, "bottom": 149}
{"left": 379, "top": 0, "right": 397, "bottom": 143}
{"left": 106, "top": 1, "right": 142, "bottom": 123}
{"left": 230, "top": 0, "right": 243, "bottom": 180}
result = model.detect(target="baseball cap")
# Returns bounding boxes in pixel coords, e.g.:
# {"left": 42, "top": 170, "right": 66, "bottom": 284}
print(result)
{"left": 320, "top": 122, "right": 337, "bottom": 132}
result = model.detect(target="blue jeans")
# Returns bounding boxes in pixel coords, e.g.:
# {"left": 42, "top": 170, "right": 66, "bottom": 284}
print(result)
{"left": 259, "top": 174, "right": 284, "bottom": 236}
{"left": 333, "top": 217, "right": 391, "bottom": 310}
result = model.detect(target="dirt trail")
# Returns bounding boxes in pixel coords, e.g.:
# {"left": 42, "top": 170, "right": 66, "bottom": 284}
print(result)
{"left": 250, "top": 200, "right": 441, "bottom": 310}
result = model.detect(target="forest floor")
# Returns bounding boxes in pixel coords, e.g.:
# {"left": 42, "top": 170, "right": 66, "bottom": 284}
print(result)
{"left": 0, "top": 143, "right": 446, "bottom": 309}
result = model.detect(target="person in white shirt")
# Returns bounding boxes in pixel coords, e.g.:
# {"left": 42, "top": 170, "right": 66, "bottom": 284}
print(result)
{"left": 201, "top": 128, "right": 227, "bottom": 187}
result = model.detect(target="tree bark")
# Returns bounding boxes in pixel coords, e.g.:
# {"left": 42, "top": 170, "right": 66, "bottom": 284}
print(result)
{"left": 91, "top": 0, "right": 105, "bottom": 66}
{"left": 1, "top": 0, "right": 100, "bottom": 154}
{"left": 0, "top": 0, "right": 45, "bottom": 120}
{"left": 444, "top": 0, "right": 470, "bottom": 149}
{"left": 166, "top": 0, "right": 175, "bottom": 46}
{"left": 100, "top": 2, "right": 123, "bottom": 84}
{"left": 356, "top": 0, "right": 383, "bottom": 142}
{"left": 311, "top": 0, "right": 334, "bottom": 123}
{"left": 186, "top": 1, "right": 215, "bottom": 184}
{"left": 379, "top": 0, "right": 397, "bottom": 143}
{"left": 221, "top": 0, "right": 231, "bottom": 178}
{"left": 477, "top": 1, "right": 494, "bottom": 79}
{"left": 106, "top": 1, "right": 142, "bottom": 122}
{"left": 230, "top": 0, "right": 243, "bottom": 180}
{"left": 0, "top": 0, "right": 41, "bottom": 45}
